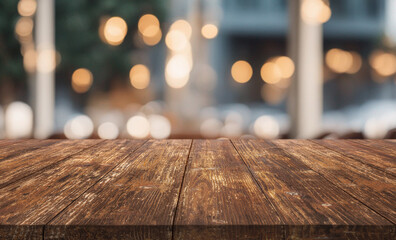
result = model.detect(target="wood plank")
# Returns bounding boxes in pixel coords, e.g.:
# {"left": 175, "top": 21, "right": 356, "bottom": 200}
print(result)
{"left": 0, "top": 139, "right": 59, "bottom": 160}
{"left": 0, "top": 139, "right": 26, "bottom": 147}
{"left": 273, "top": 140, "right": 396, "bottom": 225}
{"left": 174, "top": 139, "right": 283, "bottom": 240}
{"left": 314, "top": 140, "right": 396, "bottom": 176}
{"left": 0, "top": 139, "right": 102, "bottom": 188}
{"left": 46, "top": 140, "right": 192, "bottom": 240}
{"left": 233, "top": 139, "right": 394, "bottom": 239}
{"left": 0, "top": 140, "right": 145, "bottom": 240}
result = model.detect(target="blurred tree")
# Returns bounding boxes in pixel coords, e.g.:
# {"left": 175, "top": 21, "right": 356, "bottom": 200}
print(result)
{"left": 0, "top": 0, "right": 26, "bottom": 103}
{"left": 55, "top": 0, "right": 166, "bottom": 92}
{"left": 0, "top": 0, "right": 165, "bottom": 103}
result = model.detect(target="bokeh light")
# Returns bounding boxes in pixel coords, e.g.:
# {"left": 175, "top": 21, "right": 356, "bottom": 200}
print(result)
{"left": 138, "top": 14, "right": 161, "bottom": 46}
{"left": 253, "top": 115, "right": 280, "bottom": 139}
{"left": 369, "top": 51, "right": 396, "bottom": 77}
{"left": 18, "top": 0, "right": 37, "bottom": 17}
{"left": 72, "top": 68, "right": 93, "bottom": 93}
{"left": 148, "top": 115, "right": 171, "bottom": 139}
{"left": 5, "top": 102, "right": 33, "bottom": 139}
{"left": 201, "top": 24, "right": 218, "bottom": 39}
{"left": 346, "top": 52, "right": 362, "bottom": 74}
{"left": 261, "top": 62, "right": 282, "bottom": 84}
{"left": 97, "top": 122, "right": 119, "bottom": 139}
{"left": 166, "top": 30, "right": 189, "bottom": 51}
{"left": 231, "top": 60, "right": 253, "bottom": 83}
{"left": 301, "top": 0, "right": 331, "bottom": 25}
{"left": 64, "top": 115, "right": 94, "bottom": 139}
{"left": 127, "top": 115, "right": 150, "bottom": 139}
{"left": 274, "top": 56, "right": 295, "bottom": 78}
{"left": 36, "top": 49, "right": 56, "bottom": 73}
{"left": 170, "top": 20, "right": 192, "bottom": 40}
{"left": 138, "top": 14, "right": 160, "bottom": 35}
{"left": 103, "top": 16, "right": 128, "bottom": 46}
{"left": 165, "top": 54, "right": 191, "bottom": 88}
{"left": 142, "top": 29, "right": 162, "bottom": 46}
{"left": 129, "top": 64, "right": 150, "bottom": 90}
{"left": 325, "top": 48, "right": 353, "bottom": 74}
{"left": 15, "top": 17, "right": 33, "bottom": 38}
{"left": 23, "top": 48, "right": 36, "bottom": 73}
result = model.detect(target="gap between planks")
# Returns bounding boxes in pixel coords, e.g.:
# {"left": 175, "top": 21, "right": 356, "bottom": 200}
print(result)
{"left": 171, "top": 139, "right": 194, "bottom": 240}
{"left": 41, "top": 140, "right": 148, "bottom": 240}
{"left": 229, "top": 139, "right": 286, "bottom": 239}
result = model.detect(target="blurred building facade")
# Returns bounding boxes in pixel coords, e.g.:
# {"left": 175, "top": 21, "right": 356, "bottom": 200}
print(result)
{"left": 212, "top": 0, "right": 388, "bottom": 109}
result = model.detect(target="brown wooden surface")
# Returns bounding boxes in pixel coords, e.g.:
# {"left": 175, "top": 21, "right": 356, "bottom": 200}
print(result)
{"left": 0, "top": 139, "right": 395, "bottom": 239}
{"left": 314, "top": 140, "right": 396, "bottom": 176}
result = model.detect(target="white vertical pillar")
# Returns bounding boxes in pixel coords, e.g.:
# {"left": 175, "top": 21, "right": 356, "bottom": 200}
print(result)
{"left": 385, "top": 0, "right": 396, "bottom": 44}
{"left": 288, "top": 0, "right": 323, "bottom": 138}
{"left": 35, "top": 0, "right": 55, "bottom": 139}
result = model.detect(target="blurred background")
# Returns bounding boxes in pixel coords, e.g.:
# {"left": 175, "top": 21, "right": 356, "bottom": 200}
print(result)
{"left": 0, "top": 0, "right": 396, "bottom": 140}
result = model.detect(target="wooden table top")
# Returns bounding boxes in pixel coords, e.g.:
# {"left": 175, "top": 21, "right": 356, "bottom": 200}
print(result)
{"left": 0, "top": 139, "right": 395, "bottom": 240}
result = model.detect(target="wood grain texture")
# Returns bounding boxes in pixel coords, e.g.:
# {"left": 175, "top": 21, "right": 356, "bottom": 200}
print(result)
{"left": 0, "top": 139, "right": 395, "bottom": 240}
{"left": 0, "top": 139, "right": 58, "bottom": 160}
{"left": 314, "top": 140, "right": 396, "bottom": 176}
{"left": 274, "top": 140, "right": 396, "bottom": 225}
{"left": 233, "top": 139, "right": 394, "bottom": 239}
{"left": 174, "top": 139, "right": 283, "bottom": 240}
{"left": 47, "top": 140, "right": 192, "bottom": 240}
{"left": 0, "top": 139, "right": 26, "bottom": 147}
{"left": 0, "top": 139, "right": 102, "bottom": 188}
{"left": 0, "top": 140, "right": 145, "bottom": 240}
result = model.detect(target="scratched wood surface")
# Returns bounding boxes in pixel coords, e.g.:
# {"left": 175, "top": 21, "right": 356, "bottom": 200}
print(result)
{"left": 0, "top": 139, "right": 394, "bottom": 240}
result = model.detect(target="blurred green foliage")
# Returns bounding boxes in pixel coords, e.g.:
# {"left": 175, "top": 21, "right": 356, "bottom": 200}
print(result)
{"left": 0, "top": 0, "right": 25, "bottom": 85}
{"left": 55, "top": 0, "right": 166, "bottom": 89}
{"left": 0, "top": 0, "right": 166, "bottom": 97}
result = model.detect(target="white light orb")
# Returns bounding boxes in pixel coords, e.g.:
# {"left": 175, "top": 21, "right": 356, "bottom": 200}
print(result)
{"left": 253, "top": 116, "right": 280, "bottom": 139}
{"left": 64, "top": 115, "right": 94, "bottom": 139}
{"left": 5, "top": 102, "right": 33, "bottom": 139}
{"left": 148, "top": 115, "right": 171, "bottom": 139}
{"left": 98, "top": 122, "right": 119, "bottom": 139}
{"left": 127, "top": 115, "right": 150, "bottom": 139}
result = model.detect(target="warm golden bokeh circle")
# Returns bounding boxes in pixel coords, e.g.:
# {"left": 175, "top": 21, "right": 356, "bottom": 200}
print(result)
{"left": 129, "top": 64, "right": 150, "bottom": 89}
{"left": 72, "top": 68, "right": 93, "bottom": 93}
{"left": 103, "top": 17, "right": 128, "bottom": 46}
{"left": 231, "top": 60, "right": 253, "bottom": 83}
{"left": 201, "top": 24, "right": 218, "bottom": 39}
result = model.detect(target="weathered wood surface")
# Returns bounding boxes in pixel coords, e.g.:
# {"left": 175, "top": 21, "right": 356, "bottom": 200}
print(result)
{"left": 0, "top": 139, "right": 26, "bottom": 147}
{"left": 0, "top": 139, "right": 58, "bottom": 160}
{"left": 47, "top": 140, "right": 191, "bottom": 240}
{"left": 0, "top": 139, "right": 394, "bottom": 240}
{"left": 174, "top": 139, "right": 282, "bottom": 239}
{"left": 233, "top": 139, "right": 394, "bottom": 239}
{"left": 274, "top": 140, "right": 396, "bottom": 224}
{"left": 0, "top": 140, "right": 145, "bottom": 240}
{"left": 0, "top": 139, "right": 102, "bottom": 188}
{"left": 314, "top": 140, "right": 396, "bottom": 176}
